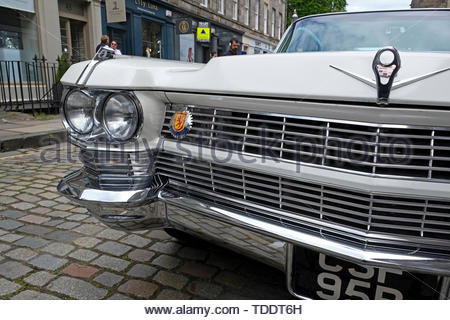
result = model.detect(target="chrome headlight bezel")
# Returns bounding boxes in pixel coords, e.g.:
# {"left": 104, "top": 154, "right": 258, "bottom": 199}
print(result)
{"left": 101, "top": 92, "right": 143, "bottom": 142}
{"left": 63, "top": 89, "right": 96, "bottom": 135}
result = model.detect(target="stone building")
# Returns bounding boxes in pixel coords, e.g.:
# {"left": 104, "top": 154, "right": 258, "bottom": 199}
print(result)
{"left": 0, "top": 0, "right": 102, "bottom": 63}
{"left": 153, "top": 0, "right": 287, "bottom": 62}
{"left": 0, "top": 0, "right": 286, "bottom": 64}
{"left": 411, "top": 0, "right": 450, "bottom": 7}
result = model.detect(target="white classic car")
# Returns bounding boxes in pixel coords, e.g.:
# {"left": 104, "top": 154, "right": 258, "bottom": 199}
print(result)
{"left": 58, "top": 9, "right": 450, "bottom": 299}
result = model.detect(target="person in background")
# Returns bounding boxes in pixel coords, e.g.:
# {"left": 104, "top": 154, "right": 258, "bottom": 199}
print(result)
{"left": 187, "top": 47, "right": 194, "bottom": 62}
{"left": 95, "top": 34, "right": 109, "bottom": 53}
{"left": 110, "top": 40, "right": 122, "bottom": 55}
{"left": 223, "top": 38, "right": 240, "bottom": 56}
{"left": 210, "top": 51, "right": 218, "bottom": 60}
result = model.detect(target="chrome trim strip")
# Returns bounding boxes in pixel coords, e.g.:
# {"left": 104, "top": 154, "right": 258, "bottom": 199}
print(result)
{"left": 167, "top": 103, "right": 450, "bottom": 131}
{"left": 286, "top": 244, "right": 312, "bottom": 300}
{"left": 76, "top": 59, "right": 99, "bottom": 86}
{"left": 393, "top": 67, "right": 450, "bottom": 90}
{"left": 330, "top": 65, "right": 450, "bottom": 92}
{"left": 161, "top": 189, "right": 450, "bottom": 275}
{"left": 165, "top": 92, "right": 450, "bottom": 127}
{"left": 163, "top": 139, "right": 450, "bottom": 185}
{"left": 329, "top": 65, "right": 376, "bottom": 88}
{"left": 163, "top": 140, "right": 450, "bottom": 199}
{"left": 165, "top": 180, "right": 450, "bottom": 249}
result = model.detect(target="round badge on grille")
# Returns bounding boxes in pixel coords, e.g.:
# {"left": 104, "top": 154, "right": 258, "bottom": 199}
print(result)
{"left": 169, "top": 110, "right": 193, "bottom": 139}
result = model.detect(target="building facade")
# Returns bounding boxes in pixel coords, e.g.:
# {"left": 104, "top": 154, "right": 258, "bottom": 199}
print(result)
{"left": 101, "top": 0, "right": 175, "bottom": 59}
{"left": 411, "top": 0, "right": 450, "bottom": 7}
{"left": 165, "top": 0, "right": 286, "bottom": 62}
{"left": 0, "top": 0, "right": 286, "bottom": 64}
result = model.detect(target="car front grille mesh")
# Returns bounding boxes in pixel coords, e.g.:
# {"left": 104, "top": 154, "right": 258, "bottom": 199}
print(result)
{"left": 162, "top": 105, "right": 450, "bottom": 182}
{"left": 80, "top": 149, "right": 154, "bottom": 191}
{"left": 155, "top": 152, "right": 450, "bottom": 253}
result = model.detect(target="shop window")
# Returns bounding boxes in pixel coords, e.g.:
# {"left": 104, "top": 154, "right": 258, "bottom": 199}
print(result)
{"left": 0, "top": 6, "right": 39, "bottom": 61}
{"left": 59, "top": 18, "right": 86, "bottom": 62}
{"left": 142, "top": 20, "right": 162, "bottom": 59}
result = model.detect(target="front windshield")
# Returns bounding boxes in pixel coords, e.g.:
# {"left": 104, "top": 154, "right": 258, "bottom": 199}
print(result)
{"left": 278, "top": 10, "right": 450, "bottom": 53}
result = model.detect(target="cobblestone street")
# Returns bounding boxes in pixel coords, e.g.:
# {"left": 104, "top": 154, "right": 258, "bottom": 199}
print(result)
{"left": 0, "top": 144, "right": 292, "bottom": 300}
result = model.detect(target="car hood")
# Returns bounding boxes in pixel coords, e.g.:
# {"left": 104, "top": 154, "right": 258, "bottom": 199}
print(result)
{"left": 61, "top": 52, "right": 450, "bottom": 106}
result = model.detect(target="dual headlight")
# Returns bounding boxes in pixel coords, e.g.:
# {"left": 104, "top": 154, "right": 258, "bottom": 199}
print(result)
{"left": 64, "top": 90, "right": 140, "bottom": 141}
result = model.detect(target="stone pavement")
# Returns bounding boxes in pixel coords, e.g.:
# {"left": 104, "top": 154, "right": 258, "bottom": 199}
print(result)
{"left": 0, "top": 112, "right": 65, "bottom": 152}
{"left": 0, "top": 144, "right": 292, "bottom": 300}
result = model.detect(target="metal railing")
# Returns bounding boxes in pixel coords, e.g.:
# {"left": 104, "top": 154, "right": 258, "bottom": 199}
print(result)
{"left": 0, "top": 55, "right": 75, "bottom": 113}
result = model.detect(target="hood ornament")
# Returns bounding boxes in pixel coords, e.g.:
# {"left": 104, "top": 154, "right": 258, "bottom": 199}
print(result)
{"left": 329, "top": 47, "right": 450, "bottom": 106}
{"left": 372, "top": 47, "right": 401, "bottom": 105}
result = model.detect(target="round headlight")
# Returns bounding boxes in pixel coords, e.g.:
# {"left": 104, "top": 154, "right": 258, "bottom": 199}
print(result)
{"left": 64, "top": 90, "right": 95, "bottom": 134}
{"left": 103, "top": 93, "right": 140, "bottom": 141}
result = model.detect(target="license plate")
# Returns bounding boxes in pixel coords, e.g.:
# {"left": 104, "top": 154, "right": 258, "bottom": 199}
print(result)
{"left": 291, "top": 246, "right": 440, "bottom": 300}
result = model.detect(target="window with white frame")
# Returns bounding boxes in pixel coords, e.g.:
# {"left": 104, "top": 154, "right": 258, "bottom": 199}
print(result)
{"left": 271, "top": 8, "right": 275, "bottom": 37}
{"left": 200, "top": 0, "right": 208, "bottom": 7}
{"left": 232, "top": 0, "right": 238, "bottom": 20}
{"left": 244, "top": 0, "right": 249, "bottom": 25}
{"left": 263, "top": 3, "right": 268, "bottom": 34}
{"left": 278, "top": 12, "right": 282, "bottom": 39}
{"left": 254, "top": 0, "right": 259, "bottom": 30}
{"left": 218, "top": 0, "right": 224, "bottom": 14}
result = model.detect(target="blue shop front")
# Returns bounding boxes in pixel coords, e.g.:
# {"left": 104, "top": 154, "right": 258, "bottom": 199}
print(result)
{"left": 101, "top": 0, "right": 174, "bottom": 59}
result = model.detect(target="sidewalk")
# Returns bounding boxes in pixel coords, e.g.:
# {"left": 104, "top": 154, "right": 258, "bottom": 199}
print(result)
{"left": 0, "top": 112, "right": 66, "bottom": 152}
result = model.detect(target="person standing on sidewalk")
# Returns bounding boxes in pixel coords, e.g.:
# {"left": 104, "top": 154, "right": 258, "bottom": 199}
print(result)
{"left": 223, "top": 38, "right": 240, "bottom": 56}
{"left": 110, "top": 41, "right": 122, "bottom": 55}
{"left": 95, "top": 35, "right": 109, "bottom": 53}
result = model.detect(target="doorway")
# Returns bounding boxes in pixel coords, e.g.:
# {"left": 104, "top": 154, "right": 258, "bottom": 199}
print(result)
{"left": 107, "top": 28, "right": 127, "bottom": 55}
{"left": 142, "top": 19, "right": 162, "bottom": 58}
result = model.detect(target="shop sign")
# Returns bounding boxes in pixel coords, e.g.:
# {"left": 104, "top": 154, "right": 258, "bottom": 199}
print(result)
{"left": 197, "top": 22, "right": 210, "bottom": 42}
{"left": 177, "top": 20, "right": 192, "bottom": 34}
{"left": 106, "top": 0, "right": 127, "bottom": 23}
{"left": 135, "top": 0, "right": 158, "bottom": 10}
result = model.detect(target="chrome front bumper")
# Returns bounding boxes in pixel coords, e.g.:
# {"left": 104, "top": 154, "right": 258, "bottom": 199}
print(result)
{"left": 57, "top": 169, "right": 167, "bottom": 230}
{"left": 58, "top": 169, "right": 450, "bottom": 298}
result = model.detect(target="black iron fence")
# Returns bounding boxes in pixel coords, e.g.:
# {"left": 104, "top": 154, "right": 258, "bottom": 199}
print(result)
{"left": 0, "top": 55, "right": 75, "bottom": 114}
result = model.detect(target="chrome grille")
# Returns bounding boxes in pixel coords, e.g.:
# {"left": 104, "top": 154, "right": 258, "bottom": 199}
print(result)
{"left": 156, "top": 152, "right": 450, "bottom": 252}
{"left": 80, "top": 149, "right": 154, "bottom": 190}
{"left": 162, "top": 105, "right": 450, "bottom": 181}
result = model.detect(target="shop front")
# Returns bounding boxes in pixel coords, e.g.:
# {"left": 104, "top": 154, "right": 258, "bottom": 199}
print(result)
{"left": 101, "top": 0, "right": 174, "bottom": 59}
{"left": 242, "top": 34, "right": 276, "bottom": 55}
{"left": 0, "top": 0, "right": 39, "bottom": 62}
{"left": 172, "top": 11, "right": 243, "bottom": 63}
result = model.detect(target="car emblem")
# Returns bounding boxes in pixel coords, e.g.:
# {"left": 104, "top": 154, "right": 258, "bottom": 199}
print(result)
{"left": 372, "top": 47, "right": 401, "bottom": 105}
{"left": 329, "top": 46, "right": 450, "bottom": 106}
{"left": 169, "top": 110, "right": 193, "bottom": 139}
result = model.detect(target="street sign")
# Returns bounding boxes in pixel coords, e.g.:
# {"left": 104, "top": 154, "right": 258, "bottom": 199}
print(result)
{"left": 197, "top": 22, "right": 210, "bottom": 42}
{"left": 105, "top": 0, "right": 126, "bottom": 23}
{"left": 177, "top": 19, "right": 192, "bottom": 34}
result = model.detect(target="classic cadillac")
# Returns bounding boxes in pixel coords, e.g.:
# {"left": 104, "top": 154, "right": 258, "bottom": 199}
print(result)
{"left": 58, "top": 9, "right": 450, "bottom": 299}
